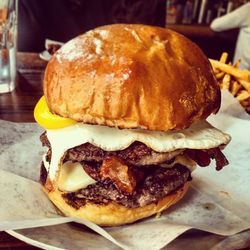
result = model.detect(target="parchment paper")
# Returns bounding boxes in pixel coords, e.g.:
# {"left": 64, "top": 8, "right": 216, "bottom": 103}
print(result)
{"left": 0, "top": 90, "right": 250, "bottom": 249}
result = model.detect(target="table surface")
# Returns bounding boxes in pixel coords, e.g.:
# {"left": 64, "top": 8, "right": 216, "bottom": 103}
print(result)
{"left": 0, "top": 52, "right": 44, "bottom": 249}
{"left": 0, "top": 53, "right": 249, "bottom": 250}
{"left": 0, "top": 52, "right": 45, "bottom": 123}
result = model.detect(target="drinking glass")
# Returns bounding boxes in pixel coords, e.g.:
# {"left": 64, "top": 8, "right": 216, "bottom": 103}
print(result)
{"left": 0, "top": 0, "right": 17, "bottom": 94}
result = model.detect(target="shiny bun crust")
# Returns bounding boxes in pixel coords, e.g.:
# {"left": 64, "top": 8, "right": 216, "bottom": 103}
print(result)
{"left": 43, "top": 183, "right": 189, "bottom": 226}
{"left": 44, "top": 24, "right": 220, "bottom": 131}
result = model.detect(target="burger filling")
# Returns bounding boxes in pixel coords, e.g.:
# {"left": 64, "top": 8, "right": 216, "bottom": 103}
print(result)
{"left": 40, "top": 129, "right": 229, "bottom": 209}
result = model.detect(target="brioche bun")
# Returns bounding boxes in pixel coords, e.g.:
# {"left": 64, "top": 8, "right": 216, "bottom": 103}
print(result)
{"left": 44, "top": 24, "right": 220, "bottom": 131}
{"left": 43, "top": 182, "right": 189, "bottom": 226}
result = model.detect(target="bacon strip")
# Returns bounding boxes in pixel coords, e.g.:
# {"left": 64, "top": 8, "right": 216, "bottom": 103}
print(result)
{"left": 206, "top": 148, "right": 229, "bottom": 171}
{"left": 100, "top": 156, "right": 136, "bottom": 193}
{"left": 186, "top": 149, "right": 211, "bottom": 167}
{"left": 186, "top": 147, "right": 229, "bottom": 171}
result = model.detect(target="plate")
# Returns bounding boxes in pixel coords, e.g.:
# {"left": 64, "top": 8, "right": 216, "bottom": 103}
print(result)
{"left": 39, "top": 39, "right": 64, "bottom": 61}
{"left": 39, "top": 50, "right": 51, "bottom": 61}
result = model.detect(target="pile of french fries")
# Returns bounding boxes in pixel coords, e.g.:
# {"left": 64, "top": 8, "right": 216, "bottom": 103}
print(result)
{"left": 209, "top": 53, "right": 250, "bottom": 113}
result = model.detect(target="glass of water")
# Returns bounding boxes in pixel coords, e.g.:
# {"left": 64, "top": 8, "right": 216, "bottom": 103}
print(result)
{"left": 0, "top": 0, "right": 17, "bottom": 94}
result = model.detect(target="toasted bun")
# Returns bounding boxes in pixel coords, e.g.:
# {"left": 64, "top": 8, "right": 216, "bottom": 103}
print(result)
{"left": 44, "top": 24, "right": 220, "bottom": 131}
{"left": 43, "top": 182, "right": 189, "bottom": 226}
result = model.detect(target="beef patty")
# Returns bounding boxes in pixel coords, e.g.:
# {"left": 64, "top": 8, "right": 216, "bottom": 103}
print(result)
{"left": 40, "top": 162, "right": 191, "bottom": 208}
{"left": 41, "top": 132, "right": 228, "bottom": 171}
{"left": 40, "top": 132, "right": 183, "bottom": 166}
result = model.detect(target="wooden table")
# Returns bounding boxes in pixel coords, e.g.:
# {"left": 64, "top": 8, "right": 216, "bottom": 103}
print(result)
{"left": 0, "top": 52, "right": 45, "bottom": 122}
{"left": 0, "top": 52, "right": 45, "bottom": 249}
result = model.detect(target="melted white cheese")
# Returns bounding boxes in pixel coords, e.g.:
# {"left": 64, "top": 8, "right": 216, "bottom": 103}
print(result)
{"left": 46, "top": 120, "right": 230, "bottom": 180}
{"left": 42, "top": 154, "right": 50, "bottom": 171}
{"left": 58, "top": 161, "right": 96, "bottom": 192}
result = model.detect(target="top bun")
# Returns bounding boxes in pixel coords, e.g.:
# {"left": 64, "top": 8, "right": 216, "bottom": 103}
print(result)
{"left": 44, "top": 24, "right": 220, "bottom": 131}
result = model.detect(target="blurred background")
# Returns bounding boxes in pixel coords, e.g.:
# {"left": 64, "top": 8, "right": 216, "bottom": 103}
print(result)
{"left": 17, "top": 0, "right": 249, "bottom": 61}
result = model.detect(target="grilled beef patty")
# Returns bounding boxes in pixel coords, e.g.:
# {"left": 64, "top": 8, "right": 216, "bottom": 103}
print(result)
{"left": 40, "top": 132, "right": 228, "bottom": 170}
{"left": 40, "top": 132, "right": 182, "bottom": 166}
{"left": 40, "top": 162, "right": 191, "bottom": 208}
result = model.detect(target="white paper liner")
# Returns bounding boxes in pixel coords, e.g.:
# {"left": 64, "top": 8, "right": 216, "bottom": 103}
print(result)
{"left": 0, "top": 90, "right": 250, "bottom": 249}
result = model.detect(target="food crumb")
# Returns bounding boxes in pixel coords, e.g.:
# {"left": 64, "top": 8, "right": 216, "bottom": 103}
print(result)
{"left": 219, "top": 191, "right": 230, "bottom": 197}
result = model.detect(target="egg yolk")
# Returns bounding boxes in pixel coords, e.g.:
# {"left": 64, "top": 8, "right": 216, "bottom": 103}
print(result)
{"left": 34, "top": 96, "right": 77, "bottom": 129}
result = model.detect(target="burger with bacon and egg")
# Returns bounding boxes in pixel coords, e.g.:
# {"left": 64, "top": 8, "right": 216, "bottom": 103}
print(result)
{"left": 34, "top": 24, "right": 231, "bottom": 226}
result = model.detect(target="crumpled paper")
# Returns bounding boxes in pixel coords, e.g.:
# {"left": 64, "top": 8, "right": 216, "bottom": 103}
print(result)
{"left": 0, "top": 90, "right": 250, "bottom": 249}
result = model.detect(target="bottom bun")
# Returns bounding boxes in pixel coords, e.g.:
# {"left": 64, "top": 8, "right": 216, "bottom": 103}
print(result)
{"left": 43, "top": 183, "right": 189, "bottom": 226}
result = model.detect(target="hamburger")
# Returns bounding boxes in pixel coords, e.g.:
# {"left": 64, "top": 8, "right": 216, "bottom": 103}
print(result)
{"left": 34, "top": 24, "right": 231, "bottom": 226}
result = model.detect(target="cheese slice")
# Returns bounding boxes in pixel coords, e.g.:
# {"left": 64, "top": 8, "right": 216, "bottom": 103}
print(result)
{"left": 57, "top": 161, "right": 96, "bottom": 192}
{"left": 46, "top": 120, "right": 231, "bottom": 180}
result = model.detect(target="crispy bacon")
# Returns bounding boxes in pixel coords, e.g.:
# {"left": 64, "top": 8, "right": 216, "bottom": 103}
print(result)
{"left": 206, "top": 148, "right": 229, "bottom": 171}
{"left": 186, "top": 149, "right": 211, "bottom": 167}
{"left": 186, "top": 147, "right": 229, "bottom": 171}
{"left": 100, "top": 156, "right": 136, "bottom": 193}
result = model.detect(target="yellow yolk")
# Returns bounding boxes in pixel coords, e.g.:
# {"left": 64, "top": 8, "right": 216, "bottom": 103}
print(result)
{"left": 34, "top": 96, "right": 77, "bottom": 129}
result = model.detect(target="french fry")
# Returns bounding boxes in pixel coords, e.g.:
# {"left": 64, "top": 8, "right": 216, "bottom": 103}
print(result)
{"left": 237, "top": 79, "right": 250, "bottom": 93}
{"left": 215, "top": 71, "right": 225, "bottom": 79}
{"left": 213, "top": 52, "right": 228, "bottom": 74}
{"left": 234, "top": 59, "right": 241, "bottom": 68}
{"left": 236, "top": 90, "right": 250, "bottom": 102}
{"left": 222, "top": 74, "right": 231, "bottom": 90}
{"left": 220, "top": 52, "right": 228, "bottom": 63}
{"left": 211, "top": 63, "right": 219, "bottom": 74}
{"left": 211, "top": 53, "right": 250, "bottom": 113}
{"left": 209, "top": 59, "right": 250, "bottom": 82}
{"left": 230, "top": 80, "right": 242, "bottom": 96}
